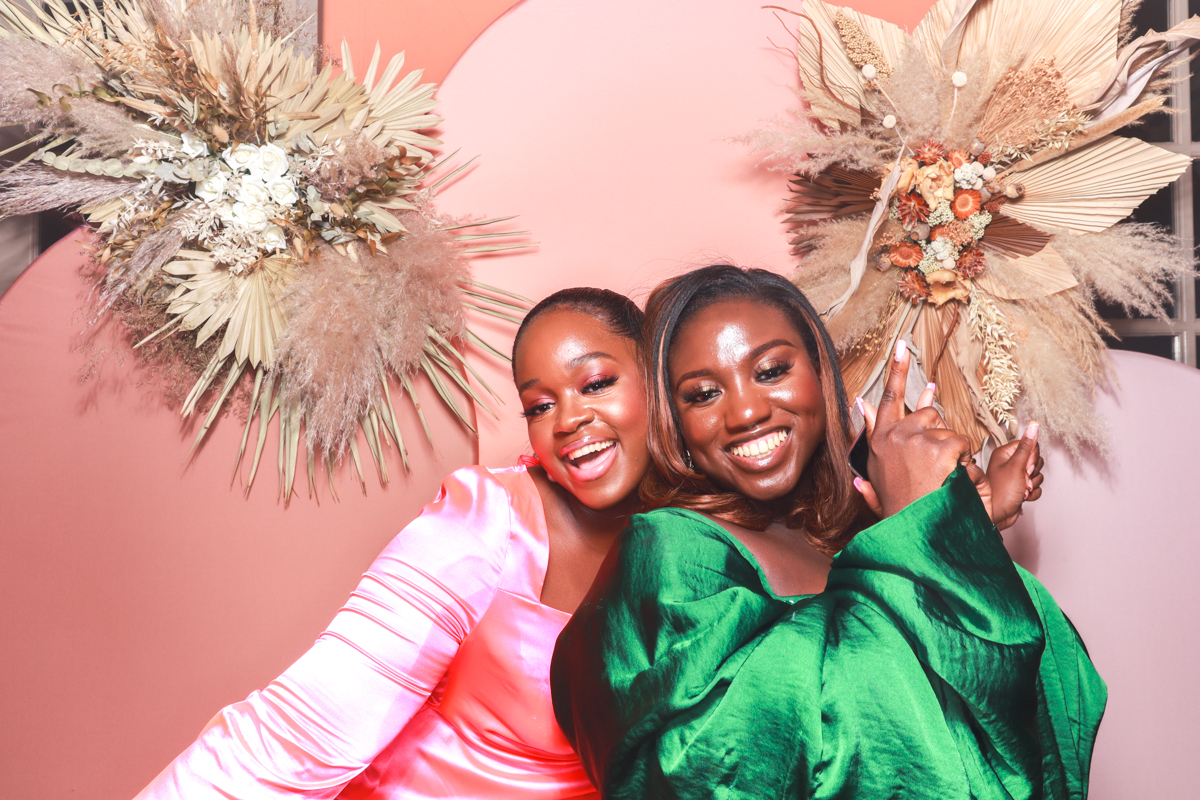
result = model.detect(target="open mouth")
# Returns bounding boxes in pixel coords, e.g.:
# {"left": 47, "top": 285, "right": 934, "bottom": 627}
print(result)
{"left": 728, "top": 430, "right": 788, "bottom": 459}
{"left": 562, "top": 439, "right": 618, "bottom": 481}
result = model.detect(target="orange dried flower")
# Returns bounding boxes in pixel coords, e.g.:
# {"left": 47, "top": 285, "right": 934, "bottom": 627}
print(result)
{"left": 897, "top": 269, "right": 931, "bottom": 302}
{"left": 983, "top": 199, "right": 1002, "bottom": 214}
{"left": 931, "top": 219, "right": 972, "bottom": 246}
{"left": 952, "top": 189, "right": 982, "bottom": 219}
{"left": 895, "top": 193, "right": 929, "bottom": 225}
{"left": 956, "top": 246, "right": 986, "bottom": 278}
{"left": 977, "top": 151, "right": 992, "bottom": 165}
{"left": 948, "top": 150, "right": 967, "bottom": 169}
{"left": 889, "top": 241, "right": 923, "bottom": 268}
{"left": 914, "top": 139, "right": 946, "bottom": 165}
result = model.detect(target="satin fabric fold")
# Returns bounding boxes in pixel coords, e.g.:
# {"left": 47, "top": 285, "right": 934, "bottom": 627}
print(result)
{"left": 551, "top": 468, "right": 1106, "bottom": 799}
{"left": 137, "top": 466, "right": 597, "bottom": 800}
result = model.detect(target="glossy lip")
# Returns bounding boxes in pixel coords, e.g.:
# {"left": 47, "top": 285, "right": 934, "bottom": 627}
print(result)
{"left": 725, "top": 427, "right": 790, "bottom": 471}
{"left": 559, "top": 435, "right": 615, "bottom": 460}
{"left": 559, "top": 436, "right": 620, "bottom": 483}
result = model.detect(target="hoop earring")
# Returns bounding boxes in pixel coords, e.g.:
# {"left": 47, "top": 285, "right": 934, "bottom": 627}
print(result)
{"left": 684, "top": 449, "right": 694, "bottom": 471}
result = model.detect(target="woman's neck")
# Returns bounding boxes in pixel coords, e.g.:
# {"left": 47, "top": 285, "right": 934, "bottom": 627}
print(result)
{"left": 531, "top": 467, "right": 640, "bottom": 613}
{"left": 707, "top": 515, "right": 832, "bottom": 597}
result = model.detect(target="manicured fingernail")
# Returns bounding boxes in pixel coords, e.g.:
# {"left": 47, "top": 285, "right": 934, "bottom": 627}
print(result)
{"left": 895, "top": 339, "right": 907, "bottom": 361}
{"left": 1024, "top": 421, "right": 1040, "bottom": 441}
{"left": 853, "top": 477, "right": 864, "bottom": 492}
{"left": 925, "top": 382, "right": 936, "bottom": 393}
{"left": 855, "top": 397, "right": 865, "bottom": 416}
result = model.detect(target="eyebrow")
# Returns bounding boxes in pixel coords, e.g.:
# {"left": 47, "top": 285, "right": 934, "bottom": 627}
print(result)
{"left": 516, "top": 350, "right": 616, "bottom": 393}
{"left": 672, "top": 338, "right": 797, "bottom": 389}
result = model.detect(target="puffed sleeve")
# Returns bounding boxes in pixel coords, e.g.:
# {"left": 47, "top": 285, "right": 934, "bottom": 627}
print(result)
{"left": 136, "top": 466, "right": 516, "bottom": 799}
{"left": 552, "top": 469, "right": 1106, "bottom": 800}
{"left": 550, "top": 508, "right": 799, "bottom": 798}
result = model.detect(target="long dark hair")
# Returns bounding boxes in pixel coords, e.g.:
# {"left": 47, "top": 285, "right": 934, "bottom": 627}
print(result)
{"left": 639, "top": 265, "right": 859, "bottom": 553}
{"left": 511, "top": 287, "right": 645, "bottom": 375}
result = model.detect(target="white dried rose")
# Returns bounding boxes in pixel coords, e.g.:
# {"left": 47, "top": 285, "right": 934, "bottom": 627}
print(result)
{"left": 236, "top": 178, "right": 271, "bottom": 206}
{"left": 194, "top": 171, "right": 229, "bottom": 203}
{"left": 257, "top": 224, "right": 287, "bottom": 251}
{"left": 252, "top": 142, "right": 290, "bottom": 180}
{"left": 223, "top": 143, "right": 259, "bottom": 172}
{"left": 266, "top": 178, "right": 299, "bottom": 207}
{"left": 230, "top": 201, "right": 270, "bottom": 231}
{"left": 181, "top": 132, "right": 209, "bottom": 158}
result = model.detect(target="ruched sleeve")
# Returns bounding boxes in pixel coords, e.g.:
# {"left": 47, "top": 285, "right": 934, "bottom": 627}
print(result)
{"left": 137, "top": 466, "right": 517, "bottom": 799}
{"left": 551, "top": 468, "right": 1106, "bottom": 800}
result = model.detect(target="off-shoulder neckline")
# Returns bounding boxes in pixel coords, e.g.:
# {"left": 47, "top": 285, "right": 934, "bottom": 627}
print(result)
{"left": 636, "top": 507, "right": 815, "bottom": 604}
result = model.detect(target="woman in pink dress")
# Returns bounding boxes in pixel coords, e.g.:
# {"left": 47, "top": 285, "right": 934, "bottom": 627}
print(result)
{"left": 135, "top": 288, "right": 650, "bottom": 800}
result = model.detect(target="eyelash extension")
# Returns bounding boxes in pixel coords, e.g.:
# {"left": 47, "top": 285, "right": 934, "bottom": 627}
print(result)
{"left": 520, "top": 403, "right": 551, "bottom": 419}
{"left": 755, "top": 359, "right": 794, "bottom": 380}
{"left": 583, "top": 375, "right": 618, "bottom": 393}
{"left": 679, "top": 384, "right": 719, "bottom": 404}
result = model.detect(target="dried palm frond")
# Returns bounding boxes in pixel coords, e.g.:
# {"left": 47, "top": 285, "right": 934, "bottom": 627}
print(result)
{"left": 785, "top": 165, "right": 880, "bottom": 251}
{"left": 0, "top": 0, "right": 530, "bottom": 501}
{"left": 1001, "top": 136, "right": 1191, "bottom": 234}
{"left": 746, "top": 0, "right": 1200, "bottom": 457}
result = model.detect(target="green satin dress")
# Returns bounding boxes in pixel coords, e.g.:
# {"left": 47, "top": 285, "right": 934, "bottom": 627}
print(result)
{"left": 551, "top": 469, "right": 1106, "bottom": 799}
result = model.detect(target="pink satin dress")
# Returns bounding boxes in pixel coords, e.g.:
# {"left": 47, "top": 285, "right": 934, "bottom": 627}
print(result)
{"left": 136, "top": 465, "right": 599, "bottom": 800}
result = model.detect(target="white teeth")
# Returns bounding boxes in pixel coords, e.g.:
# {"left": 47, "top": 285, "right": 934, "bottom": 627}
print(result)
{"left": 566, "top": 440, "right": 615, "bottom": 461}
{"left": 730, "top": 431, "right": 787, "bottom": 459}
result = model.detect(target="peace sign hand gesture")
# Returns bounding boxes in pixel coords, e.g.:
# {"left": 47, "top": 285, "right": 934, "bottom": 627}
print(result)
{"left": 853, "top": 340, "right": 973, "bottom": 519}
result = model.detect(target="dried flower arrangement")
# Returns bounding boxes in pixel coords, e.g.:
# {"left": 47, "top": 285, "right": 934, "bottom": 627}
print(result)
{"left": 747, "top": 0, "right": 1200, "bottom": 455}
{"left": 0, "top": 0, "right": 529, "bottom": 500}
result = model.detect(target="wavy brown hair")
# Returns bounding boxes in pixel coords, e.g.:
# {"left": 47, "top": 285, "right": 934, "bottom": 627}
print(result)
{"left": 639, "top": 265, "right": 860, "bottom": 554}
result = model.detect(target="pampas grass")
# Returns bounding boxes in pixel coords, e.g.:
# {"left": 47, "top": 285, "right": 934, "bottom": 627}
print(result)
{"left": 144, "top": 0, "right": 318, "bottom": 58}
{"left": 375, "top": 212, "right": 469, "bottom": 373}
{"left": 68, "top": 98, "right": 172, "bottom": 154}
{"left": 0, "top": 36, "right": 101, "bottom": 125}
{"left": 0, "top": 34, "right": 169, "bottom": 154}
{"left": 876, "top": 44, "right": 947, "bottom": 148}
{"left": 1000, "top": 289, "right": 1111, "bottom": 456}
{"left": 1006, "top": 303, "right": 1110, "bottom": 457}
{"left": 1053, "top": 222, "right": 1190, "bottom": 318}
{"left": 789, "top": 215, "right": 894, "bottom": 351}
{"left": 737, "top": 106, "right": 889, "bottom": 177}
{"left": 0, "top": 165, "right": 139, "bottom": 215}
{"left": 791, "top": 216, "right": 870, "bottom": 310}
{"left": 273, "top": 215, "right": 468, "bottom": 460}
{"left": 823, "top": 264, "right": 895, "bottom": 353}
{"left": 273, "top": 244, "right": 387, "bottom": 460}
{"left": 117, "top": 225, "right": 186, "bottom": 299}
{"left": 303, "top": 134, "right": 387, "bottom": 202}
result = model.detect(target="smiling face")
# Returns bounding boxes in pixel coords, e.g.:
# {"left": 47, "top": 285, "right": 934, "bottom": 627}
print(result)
{"left": 669, "top": 298, "right": 827, "bottom": 503}
{"left": 514, "top": 309, "right": 649, "bottom": 511}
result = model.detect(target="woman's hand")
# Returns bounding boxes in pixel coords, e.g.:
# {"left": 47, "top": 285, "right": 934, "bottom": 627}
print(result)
{"left": 984, "top": 424, "right": 1044, "bottom": 530}
{"left": 854, "top": 340, "right": 972, "bottom": 518}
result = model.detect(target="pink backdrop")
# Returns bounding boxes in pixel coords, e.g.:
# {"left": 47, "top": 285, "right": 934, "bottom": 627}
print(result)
{"left": 1, "top": 1, "right": 1197, "bottom": 799}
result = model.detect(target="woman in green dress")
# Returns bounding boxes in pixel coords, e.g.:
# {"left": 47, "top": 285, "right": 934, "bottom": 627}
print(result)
{"left": 551, "top": 264, "right": 1105, "bottom": 799}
